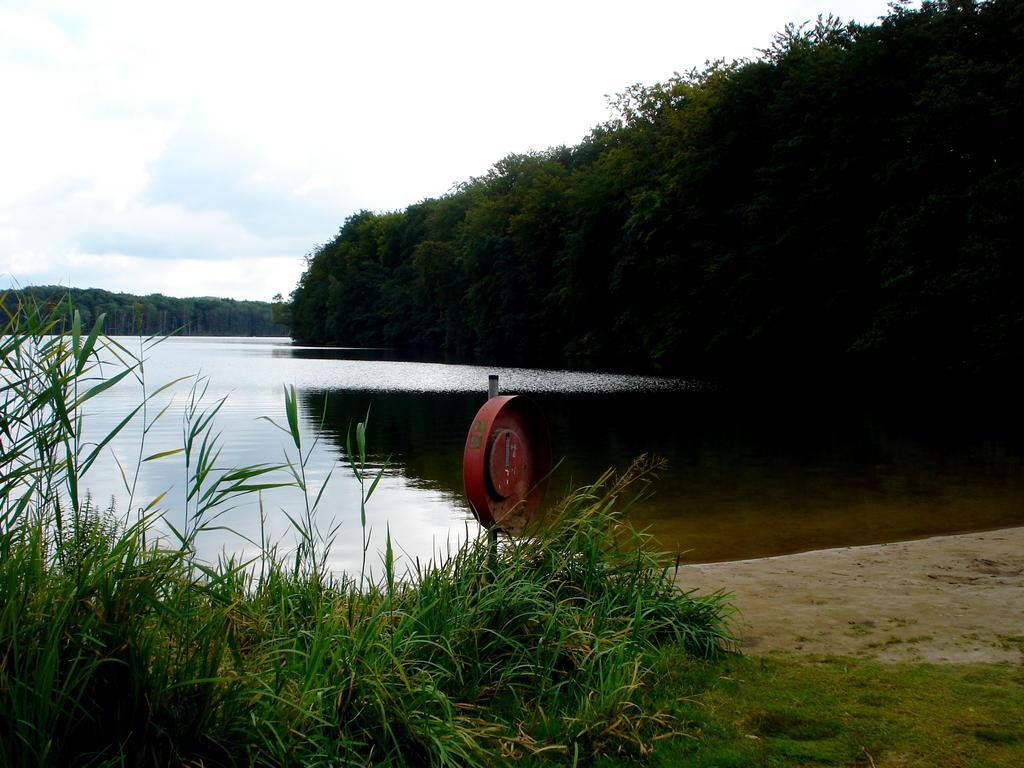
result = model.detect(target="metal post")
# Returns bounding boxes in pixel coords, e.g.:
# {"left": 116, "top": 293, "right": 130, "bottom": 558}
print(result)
{"left": 487, "top": 527, "right": 499, "bottom": 573}
{"left": 486, "top": 374, "right": 500, "bottom": 575}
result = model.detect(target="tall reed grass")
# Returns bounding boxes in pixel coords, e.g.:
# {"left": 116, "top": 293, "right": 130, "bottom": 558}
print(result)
{"left": 0, "top": 296, "right": 733, "bottom": 766}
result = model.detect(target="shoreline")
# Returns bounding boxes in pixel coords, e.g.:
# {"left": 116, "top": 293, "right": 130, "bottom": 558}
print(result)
{"left": 676, "top": 526, "right": 1024, "bottom": 663}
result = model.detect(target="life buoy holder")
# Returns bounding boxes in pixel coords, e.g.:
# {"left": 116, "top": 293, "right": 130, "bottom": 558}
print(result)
{"left": 462, "top": 394, "right": 551, "bottom": 535}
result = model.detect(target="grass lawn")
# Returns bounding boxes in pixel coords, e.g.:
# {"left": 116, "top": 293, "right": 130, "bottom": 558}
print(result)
{"left": 602, "top": 653, "right": 1024, "bottom": 767}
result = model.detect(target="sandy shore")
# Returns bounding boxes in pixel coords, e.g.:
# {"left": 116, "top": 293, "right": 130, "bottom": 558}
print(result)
{"left": 676, "top": 527, "right": 1024, "bottom": 663}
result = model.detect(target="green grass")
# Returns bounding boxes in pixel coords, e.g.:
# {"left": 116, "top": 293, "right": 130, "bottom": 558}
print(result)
{"left": 0, "top": 295, "right": 733, "bottom": 766}
{"left": 619, "top": 654, "right": 1024, "bottom": 768}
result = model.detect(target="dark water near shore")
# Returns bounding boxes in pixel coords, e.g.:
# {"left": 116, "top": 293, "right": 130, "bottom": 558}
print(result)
{"left": 84, "top": 337, "right": 1024, "bottom": 573}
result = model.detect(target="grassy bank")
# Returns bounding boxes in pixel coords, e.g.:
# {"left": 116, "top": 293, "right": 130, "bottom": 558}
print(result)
{"left": 0, "top": 298, "right": 732, "bottom": 766}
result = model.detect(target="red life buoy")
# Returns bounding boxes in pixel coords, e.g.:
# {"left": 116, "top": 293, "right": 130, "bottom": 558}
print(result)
{"left": 462, "top": 395, "right": 551, "bottom": 534}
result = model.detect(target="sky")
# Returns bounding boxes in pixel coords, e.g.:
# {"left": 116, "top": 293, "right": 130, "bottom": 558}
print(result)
{"left": 2, "top": 0, "right": 896, "bottom": 302}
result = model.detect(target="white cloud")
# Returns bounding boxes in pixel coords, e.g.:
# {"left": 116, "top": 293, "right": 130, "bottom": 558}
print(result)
{"left": 63, "top": 252, "right": 299, "bottom": 299}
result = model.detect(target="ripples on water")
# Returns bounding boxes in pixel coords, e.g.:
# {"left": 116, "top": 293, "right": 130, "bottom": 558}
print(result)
{"left": 76, "top": 337, "right": 1024, "bottom": 575}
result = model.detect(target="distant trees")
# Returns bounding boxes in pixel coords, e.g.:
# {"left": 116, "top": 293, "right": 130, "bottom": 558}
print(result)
{"left": 288, "top": 0, "right": 1023, "bottom": 380}
{"left": 3, "top": 287, "right": 289, "bottom": 337}
{"left": 270, "top": 293, "right": 292, "bottom": 330}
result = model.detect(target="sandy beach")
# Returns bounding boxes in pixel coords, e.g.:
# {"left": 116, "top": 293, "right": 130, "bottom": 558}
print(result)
{"left": 676, "top": 527, "right": 1024, "bottom": 663}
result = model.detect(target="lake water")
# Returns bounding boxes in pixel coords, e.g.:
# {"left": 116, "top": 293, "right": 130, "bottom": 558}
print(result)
{"left": 81, "top": 336, "right": 1024, "bottom": 574}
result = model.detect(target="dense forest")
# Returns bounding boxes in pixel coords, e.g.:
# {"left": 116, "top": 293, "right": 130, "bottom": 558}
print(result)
{"left": 3, "top": 286, "right": 288, "bottom": 337}
{"left": 288, "top": 0, "right": 1022, "bottom": 381}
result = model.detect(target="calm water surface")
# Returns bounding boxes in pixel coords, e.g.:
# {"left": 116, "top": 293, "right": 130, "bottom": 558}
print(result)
{"left": 83, "top": 337, "right": 1024, "bottom": 573}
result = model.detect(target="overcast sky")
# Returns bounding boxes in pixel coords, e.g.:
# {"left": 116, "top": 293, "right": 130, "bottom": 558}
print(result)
{"left": 2, "top": 0, "right": 896, "bottom": 301}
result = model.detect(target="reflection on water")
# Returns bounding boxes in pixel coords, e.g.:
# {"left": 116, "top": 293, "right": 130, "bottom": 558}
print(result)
{"left": 80, "top": 337, "right": 1024, "bottom": 572}
{"left": 303, "top": 386, "right": 1024, "bottom": 563}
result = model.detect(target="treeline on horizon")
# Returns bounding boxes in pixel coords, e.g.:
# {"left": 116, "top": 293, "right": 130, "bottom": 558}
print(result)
{"left": 288, "top": 0, "right": 1022, "bottom": 381}
{"left": 3, "top": 286, "right": 289, "bottom": 337}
